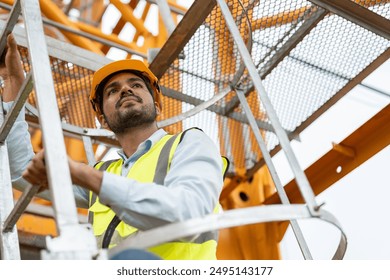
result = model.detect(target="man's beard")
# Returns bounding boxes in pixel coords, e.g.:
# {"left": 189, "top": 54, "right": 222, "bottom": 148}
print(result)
{"left": 103, "top": 102, "right": 157, "bottom": 134}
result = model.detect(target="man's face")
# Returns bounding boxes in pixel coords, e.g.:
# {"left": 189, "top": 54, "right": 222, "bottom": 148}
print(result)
{"left": 99, "top": 72, "right": 159, "bottom": 134}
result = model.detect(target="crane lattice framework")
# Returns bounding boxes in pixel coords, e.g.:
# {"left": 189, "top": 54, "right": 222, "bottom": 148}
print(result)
{"left": 0, "top": 0, "right": 389, "bottom": 259}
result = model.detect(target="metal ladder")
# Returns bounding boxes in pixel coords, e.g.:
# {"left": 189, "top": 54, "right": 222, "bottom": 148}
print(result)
{"left": 0, "top": 0, "right": 98, "bottom": 260}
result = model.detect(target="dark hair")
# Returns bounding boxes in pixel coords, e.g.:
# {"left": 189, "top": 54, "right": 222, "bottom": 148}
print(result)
{"left": 95, "top": 70, "right": 154, "bottom": 115}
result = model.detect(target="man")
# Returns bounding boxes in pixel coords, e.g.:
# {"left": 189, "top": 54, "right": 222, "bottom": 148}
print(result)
{"left": 4, "top": 35, "right": 226, "bottom": 259}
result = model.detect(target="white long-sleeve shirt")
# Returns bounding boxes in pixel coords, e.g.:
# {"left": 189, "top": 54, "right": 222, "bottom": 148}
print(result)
{"left": 4, "top": 102, "right": 224, "bottom": 231}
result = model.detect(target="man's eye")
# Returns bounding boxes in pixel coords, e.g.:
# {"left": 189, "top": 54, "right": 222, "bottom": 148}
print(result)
{"left": 106, "top": 88, "right": 117, "bottom": 95}
{"left": 132, "top": 83, "right": 142, "bottom": 88}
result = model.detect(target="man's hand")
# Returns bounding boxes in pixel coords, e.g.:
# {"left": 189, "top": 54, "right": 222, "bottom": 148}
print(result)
{"left": 23, "top": 149, "right": 104, "bottom": 195}
{"left": 0, "top": 33, "right": 24, "bottom": 102}
{"left": 22, "top": 149, "right": 48, "bottom": 189}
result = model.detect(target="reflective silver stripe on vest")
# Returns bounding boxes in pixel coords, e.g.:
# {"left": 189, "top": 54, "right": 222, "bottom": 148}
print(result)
{"left": 88, "top": 192, "right": 97, "bottom": 224}
{"left": 153, "top": 134, "right": 180, "bottom": 185}
{"left": 88, "top": 159, "right": 118, "bottom": 224}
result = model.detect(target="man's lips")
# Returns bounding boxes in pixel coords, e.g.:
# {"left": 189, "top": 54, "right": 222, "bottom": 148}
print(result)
{"left": 116, "top": 96, "right": 142, "bottom": 108}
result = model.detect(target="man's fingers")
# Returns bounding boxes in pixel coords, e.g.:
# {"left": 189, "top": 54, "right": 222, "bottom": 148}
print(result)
{"left": 4, "top": 33, "right": 23, "bottom": 83}
{"left": 6, "top": 33, "right": 21, "bottom": 58}
{"left": 6, "top": 33, "right": 18, "bottom": 56}
{"left": 22, "top": 150, "right": 48, "bottom": 186}
{"left": 23, "top": 163, "right": 45, "bottom": 181}
{"left": 31, "top": 152, "right": 46, "bottom": 169}
{"left": 22, "top": 170, "right": 43, "bottom": 186}
{"left": 7, "top": 33, "right": 17, "bottom": 48}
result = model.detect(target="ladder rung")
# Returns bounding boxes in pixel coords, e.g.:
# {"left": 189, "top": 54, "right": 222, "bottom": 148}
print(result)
{"left": 82, "top": 135, "right": 96, "bottom": 166}
{"left": 0, "top": 0, "right": 20, "bottom": 57}
{"left": 3, "top": 184, "right": 40, "bottom": 233}
{"left": 0, "top": 73, "right": 33, "bottom": 143}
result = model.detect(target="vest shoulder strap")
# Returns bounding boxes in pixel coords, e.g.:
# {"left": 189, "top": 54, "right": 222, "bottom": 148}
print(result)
{"left": 154, "top": 127, "right": 211, "bottom": 183}
{"left": 178, "top": 127, "right": 230, "bottom": 179}
{"left": 88, "top": 159, "right": 120, "bottom": 208}
{"left": 96, "top": 159, "right": 118, "bottom": 171}
{"left": 152, "top": 133, "right": 180, "bottom": 184}
{"left": 178, "top": 127, "right": 203, "bottom": 143}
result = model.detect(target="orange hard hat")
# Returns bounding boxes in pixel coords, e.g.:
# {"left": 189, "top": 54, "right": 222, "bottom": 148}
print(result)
{"left": 89, "top": 59, "right": 162, "bottom": 116}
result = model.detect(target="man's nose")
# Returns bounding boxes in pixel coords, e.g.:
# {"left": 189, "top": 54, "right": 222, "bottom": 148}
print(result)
{"left": 120, "top": 85, "right": 133, "bottom": 97}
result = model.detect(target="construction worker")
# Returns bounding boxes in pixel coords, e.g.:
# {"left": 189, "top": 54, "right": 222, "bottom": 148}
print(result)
{"left": 3, "top": 33, "right": 226, "bottom": 260}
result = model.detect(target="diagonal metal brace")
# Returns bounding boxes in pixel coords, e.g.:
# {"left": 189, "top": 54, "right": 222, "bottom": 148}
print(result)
{"left": 0, "top": 73, "right": 33, "bottom": 144}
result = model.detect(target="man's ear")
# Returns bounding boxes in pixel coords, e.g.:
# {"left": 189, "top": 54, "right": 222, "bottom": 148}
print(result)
{"left": 98, "top": 114, "right": 109, "bottom": 129}
{"left": 155, "top": 102, "right": 161, "bottom": 116}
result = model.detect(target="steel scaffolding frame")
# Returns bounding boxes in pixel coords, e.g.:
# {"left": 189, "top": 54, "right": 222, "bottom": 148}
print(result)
{"left": 2, "top": 0, "right": 389, "bottom": 260}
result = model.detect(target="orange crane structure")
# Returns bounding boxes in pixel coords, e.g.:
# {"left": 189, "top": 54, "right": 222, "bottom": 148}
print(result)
{"left": 0, "top": 0, "right": 389, "bottom": 260}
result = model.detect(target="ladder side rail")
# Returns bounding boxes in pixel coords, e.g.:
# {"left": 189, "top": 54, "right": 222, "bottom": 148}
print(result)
{"left": 0, "top": 0, "right": 26, "bottom": 261}
{"left": 20, "top": 0, "right": 98, "bottom": 259}
{"left": 216, "top": 0, "right": 319, "bottom": 213}
{"left": 0, "top": 74, "right": 37, "bottom": 233}
{"left": 20, "top": 0, "right": 79, "bottom": 232}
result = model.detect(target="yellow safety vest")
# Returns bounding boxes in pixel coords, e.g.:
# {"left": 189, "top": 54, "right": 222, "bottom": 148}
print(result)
{"left": 88, "top": 128, "right": 229, "bottom": 260}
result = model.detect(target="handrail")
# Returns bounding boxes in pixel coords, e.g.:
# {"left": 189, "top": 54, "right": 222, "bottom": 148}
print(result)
{"left": 108, "top": 204, "right": 347, "bottom": 260}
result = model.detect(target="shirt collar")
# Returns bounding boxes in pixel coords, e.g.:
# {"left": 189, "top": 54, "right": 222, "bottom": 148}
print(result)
{"left": 117, "top": 128, "right": 167, "bottom": 163}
